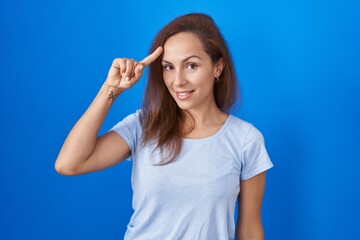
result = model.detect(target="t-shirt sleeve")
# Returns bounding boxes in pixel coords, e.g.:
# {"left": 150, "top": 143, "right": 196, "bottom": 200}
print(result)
{"left": 109, "top": 110, "right": 142, "bottom": 156}
{"left": 240, "top": 125, "right": 273, "bottom": 180}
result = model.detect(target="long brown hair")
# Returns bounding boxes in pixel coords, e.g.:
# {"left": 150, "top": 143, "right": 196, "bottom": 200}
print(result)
{"left": 141, "top": 13, "right": 239, "bottom": 165}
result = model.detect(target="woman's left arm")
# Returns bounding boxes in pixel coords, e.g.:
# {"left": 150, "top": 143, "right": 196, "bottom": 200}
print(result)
{"left": 236, "top": 172, "right": 267, "bottom": 240}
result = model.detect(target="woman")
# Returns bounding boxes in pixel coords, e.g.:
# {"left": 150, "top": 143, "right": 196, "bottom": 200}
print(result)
{"left": 55, "top": 13, "right": 273, "bottom": 240}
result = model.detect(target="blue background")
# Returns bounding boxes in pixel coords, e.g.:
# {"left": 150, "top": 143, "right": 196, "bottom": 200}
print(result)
{"left": 1, "top": 0, "right": 359, "bottom": 239}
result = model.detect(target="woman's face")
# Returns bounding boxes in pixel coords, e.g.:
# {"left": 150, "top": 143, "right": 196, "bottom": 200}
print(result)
{"left": 162, "top": 32, "right": 223, "bottom": 113}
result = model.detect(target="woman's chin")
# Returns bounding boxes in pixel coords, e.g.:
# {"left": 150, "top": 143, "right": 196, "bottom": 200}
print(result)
{"left": 174, "top": 102, "right": 192, "bottom": 111}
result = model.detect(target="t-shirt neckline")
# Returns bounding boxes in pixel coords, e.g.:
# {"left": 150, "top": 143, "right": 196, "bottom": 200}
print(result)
{"left": 182, "top": 115, "right": 232, "bottom": 143}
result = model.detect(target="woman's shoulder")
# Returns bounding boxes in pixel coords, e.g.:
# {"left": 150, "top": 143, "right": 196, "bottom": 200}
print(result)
{"left": 117, "top": 109, "right": 143, "bottom": 123}
{"left": 228, "top": 115, "right": 254, "bottom": 132}
{"left": 111, "top": 109, "right": 143, "bottom": 132}
{"left": 226, "top": 115, "right": 265, "bottom": 142}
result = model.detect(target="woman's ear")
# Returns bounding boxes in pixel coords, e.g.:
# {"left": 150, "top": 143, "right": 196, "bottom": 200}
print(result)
{"left": 214, "top": 58, "right": 225, "bottom": 77}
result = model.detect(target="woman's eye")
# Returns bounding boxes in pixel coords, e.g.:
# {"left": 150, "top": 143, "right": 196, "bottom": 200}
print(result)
{"left": 187, "top": 63, "right": 198, "bottom": 70}
{"left": 163, "top": 65, "right": 173, "bottom": 70}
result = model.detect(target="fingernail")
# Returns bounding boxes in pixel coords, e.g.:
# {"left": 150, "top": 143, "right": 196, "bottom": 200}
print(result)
{"left": 139, "top": 65, "right": 143, "bottom": 71}
{"left": 121, "top": 72, "right": 125, "bottom": 76}
{"left": 125, "top": 77, "right": 130, "bottom": 82}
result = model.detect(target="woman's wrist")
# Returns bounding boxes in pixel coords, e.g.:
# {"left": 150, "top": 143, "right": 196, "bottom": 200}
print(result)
{"left": 98, "top": 82, "right": 123, "bottom": 103}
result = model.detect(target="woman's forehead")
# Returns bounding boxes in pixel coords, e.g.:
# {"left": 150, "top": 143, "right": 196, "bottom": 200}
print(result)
{"left": 163, "top": 32, "right": 208, "bottom": 62}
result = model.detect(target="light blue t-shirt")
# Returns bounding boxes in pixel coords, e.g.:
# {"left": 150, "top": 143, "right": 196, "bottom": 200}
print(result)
{"left": 111, "top": 110, "right": 273, "bottom": 240}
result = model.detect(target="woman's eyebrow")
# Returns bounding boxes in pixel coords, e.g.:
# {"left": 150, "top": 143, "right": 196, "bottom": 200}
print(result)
{"left": 162, "top": 55, "right": 202, "bottom": 64}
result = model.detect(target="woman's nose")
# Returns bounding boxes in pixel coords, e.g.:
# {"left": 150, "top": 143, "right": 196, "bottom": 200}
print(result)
{"left": 173, "top": 70, "right": 187, "bottom": 86}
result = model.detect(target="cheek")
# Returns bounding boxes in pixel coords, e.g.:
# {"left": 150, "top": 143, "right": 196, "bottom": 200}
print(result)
{"left": 162, "top": 73, "right": 171, "bottom": 88}
{"left": 192, "top": 71, "right": 214, "bottom": 87}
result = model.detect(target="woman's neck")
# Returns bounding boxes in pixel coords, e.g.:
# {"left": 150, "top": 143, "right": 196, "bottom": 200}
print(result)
{"left": 182, "top": 105, "right": 228, "bottom": 139}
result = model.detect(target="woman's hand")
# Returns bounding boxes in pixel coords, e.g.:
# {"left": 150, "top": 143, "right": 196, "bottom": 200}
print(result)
{"left": 105, "top": 46, "right": 163, "bottom": 98}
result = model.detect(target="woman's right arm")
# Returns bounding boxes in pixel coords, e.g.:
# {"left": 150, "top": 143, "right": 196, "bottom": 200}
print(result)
{"left": 54, "top": 47, "right": 163, "bottom": 176}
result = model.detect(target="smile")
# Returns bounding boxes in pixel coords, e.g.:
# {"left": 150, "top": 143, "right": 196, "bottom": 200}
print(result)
{"left": 175, "top": 90, "right": 194, "bottom": 100}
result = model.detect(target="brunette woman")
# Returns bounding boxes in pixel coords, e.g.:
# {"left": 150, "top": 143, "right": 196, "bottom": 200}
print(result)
{"left": 55, "top": 13, "right": 273, "bottom": 240}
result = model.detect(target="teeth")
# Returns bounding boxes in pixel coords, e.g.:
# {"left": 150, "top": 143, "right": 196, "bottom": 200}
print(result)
{"left": 177, "top": 91, "right": 192, "bottom": 96}
{"left": 176, "top": 91, "right": 193, "bottom": 99}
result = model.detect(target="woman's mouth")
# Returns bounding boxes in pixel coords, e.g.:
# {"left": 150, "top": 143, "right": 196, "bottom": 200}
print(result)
{"left": 175, "top": 90, "right": 194, "bottom": 100}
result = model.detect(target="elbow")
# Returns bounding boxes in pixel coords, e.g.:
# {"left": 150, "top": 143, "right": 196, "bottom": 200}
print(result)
{"left": 54, "top": 158, "right": 78, "bottom": 176}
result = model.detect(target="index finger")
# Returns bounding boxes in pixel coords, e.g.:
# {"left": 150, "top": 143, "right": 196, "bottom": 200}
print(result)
{"left": 139, "top": 46, "right": 163, "bottom": 66}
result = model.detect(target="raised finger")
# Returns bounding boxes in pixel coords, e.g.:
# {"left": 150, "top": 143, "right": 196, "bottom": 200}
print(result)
{"left": 139, "top": 46, "right": 163, "bottom": 66}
